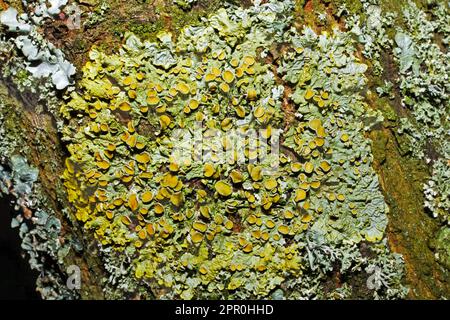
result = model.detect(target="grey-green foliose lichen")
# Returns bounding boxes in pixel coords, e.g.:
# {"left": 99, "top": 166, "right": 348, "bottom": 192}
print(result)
{"left": 0, "top": 155, "right": 77, "bottom": 299}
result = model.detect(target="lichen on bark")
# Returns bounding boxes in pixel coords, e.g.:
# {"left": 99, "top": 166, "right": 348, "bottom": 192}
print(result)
{"left": 0, "top": 0, "right": 448, "bottom": 300}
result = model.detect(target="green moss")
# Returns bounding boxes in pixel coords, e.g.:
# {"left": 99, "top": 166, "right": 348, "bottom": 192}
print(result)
{"left": 128, "top": 20, "right": 165, "bottom": 41}
{"left": 98, "top": 0, "right": 223, "bottom": 43}
{"left": 332, "top": 0, "right": 363, "bottom": 14}
{"left": 370, "top": 128, "right": 449, "bottom": 298}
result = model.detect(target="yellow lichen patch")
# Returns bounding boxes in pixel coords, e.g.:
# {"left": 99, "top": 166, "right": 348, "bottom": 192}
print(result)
{"left": 253, "top": 106, "right": 265, "bottom": 118}
{"left": 147, "top": 96, "right": 160, "bottom": 105}
{"left": 215, "top": 181, "right": 233, "bottom": 197}
{"left": 60, "top": 12, "right": 394, "bottom": 300}
{"left": 247, "top": 89, "right": 257, "bottom": 100}
{"left": 193, "top": 221, "right": 208, "bottom": 233}
{"left": 96, "top": 160, "right": 110, "bottom": 170}
{"left": 176, "top": 82, "right": 190, "bottom": 94}
{"left": 204, "top": 163, "right": 215, "bottom": 178}
{"left": 291, "top": 162, "right": 302, "bottom": 173}
{"left": 310, "top": 180, "right": 321, "bottom": 189}
{"left": 162, "top": 174, "right": 179, "bottom": 189}
{"left": 249, "top": 165, "right": 262, "bottom": 181}
{"left": 129, "top": 193, "right": 139, "bottom": 211}
{"left": 242, "top": 243, "right": 253, "bottom": 253}
{"left": 170, "top": 192, "right": 184, "bottom": 207}
{"left": 154, "top": 203, "right": 164, "bottom": 215}
{"left": 341, "top": 133, "right": 350, "bottom": 142}
{"left": 294, "top": 189, "right": 307, "bottom": 202}
{"left": 266, "top": 219, "right": 275, "bottom": 229}
{"left": 264, "top": 178, "right": 278, "bottom": 190}
{"left": 309, "top": 119, "right": 322, "bottom": 133}
{"left": 146, "top": 223, "right": 155, "bottom": 236}
{"left": 189, "top": 99, "right": 199, "bottom": 110}
{"left": 284, "top": 211, "right": 294, "bottom": 219}
{"left": 200, "top": 206, "right": 211, "bottom": 219}
{"left": 305, "top": 88, "right": 315, "bottom": 100}
{"left": 243, "top": 55, "right": 255, "bottom": 66}
{"left": 159, "top": 115, "right": 172, "bottom": 129}
{"left": 136, "top": 152, "right": 151, "bottom": 164}
{"left": 304, "top": 162, "right": 314, "bottom": 174}
{"left": 191, "top": 230, "right": 203, "bottom": 243}
{"left": 222, "top": 70, "right": 235, "bottom": 83}
{"left": 224, "top": 220, "right": 234, "bottom": 230}
{"left": 205, "top": 73, "right": 216, "bottom": 82}
{"left": 319, "top": 160, "right": 331, "bottom": 172}
{"left": 278, "top": 225, "right": 289, "bottom": 235}
{"left": 128, "top": 90, "right": 137, "bottom": 99}
{"left": 230, "top": 170, "right": 243, "bottom": 183}
{"left": 119, "top": 101, "right": 131, "bottom": 111}
{"left": 220, "top": 82, "right": 230, "bottom": 93}
{"left": 138, "top": 229, "right": 147, "bottom": 240}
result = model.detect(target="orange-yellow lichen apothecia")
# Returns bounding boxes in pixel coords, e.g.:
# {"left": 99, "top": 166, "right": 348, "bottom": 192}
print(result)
{"left": 60, "top": 0, "right": 405, "bottom": 300}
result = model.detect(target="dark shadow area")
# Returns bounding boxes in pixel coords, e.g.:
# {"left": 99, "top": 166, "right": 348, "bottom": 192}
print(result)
{"left": 0, "top": 195, "right": 40, "bottom": 300}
